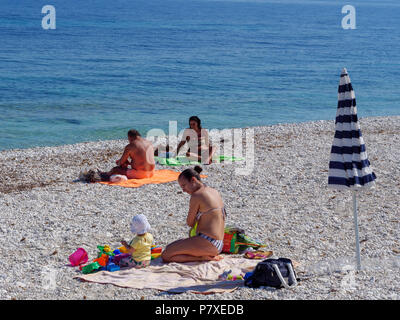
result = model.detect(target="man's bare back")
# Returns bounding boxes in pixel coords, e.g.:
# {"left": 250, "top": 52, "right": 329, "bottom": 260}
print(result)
{"left": 105, "top": 129, "right": 155, "bottom": 180}
{"left": 123, "top": 137, "right": 155, "bottom": 172}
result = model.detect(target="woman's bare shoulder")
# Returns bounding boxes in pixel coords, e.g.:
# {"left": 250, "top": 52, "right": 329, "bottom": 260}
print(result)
{"left": 191, "top": 186, "right": 205, "bottom": 198}
{"left": 193, "top": 186, "right": 221, "bottom": 204}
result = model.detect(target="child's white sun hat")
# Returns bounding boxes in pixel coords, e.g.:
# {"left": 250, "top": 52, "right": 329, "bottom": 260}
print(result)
{"left": 130, "top": 214, "right": 151, "bottom": 234}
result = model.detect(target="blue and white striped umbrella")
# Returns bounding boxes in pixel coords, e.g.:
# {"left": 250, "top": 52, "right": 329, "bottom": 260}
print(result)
{"left": 328, "top": 68, "right": 376, "bottom": 270}
{"left": 328, "top": 68, "right": 376, "bottom": 189}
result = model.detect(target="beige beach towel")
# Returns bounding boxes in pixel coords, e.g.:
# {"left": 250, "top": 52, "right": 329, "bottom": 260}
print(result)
{"left": 75, "top": 256, "right": 259, "bottom": 294}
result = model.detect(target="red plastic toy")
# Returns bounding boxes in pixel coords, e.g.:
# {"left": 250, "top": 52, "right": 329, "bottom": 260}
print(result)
{"left": 93, "top": 254, "right": 109, "bottom": 267}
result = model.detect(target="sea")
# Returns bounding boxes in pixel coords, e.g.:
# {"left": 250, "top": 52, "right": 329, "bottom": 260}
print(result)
{"left": 0, "top": 0, "right": 399, "bottom": 150}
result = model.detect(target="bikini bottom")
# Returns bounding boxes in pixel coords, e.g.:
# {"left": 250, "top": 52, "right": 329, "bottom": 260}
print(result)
{"left": 198, "top": 233, "right": 223, "bottom": 253}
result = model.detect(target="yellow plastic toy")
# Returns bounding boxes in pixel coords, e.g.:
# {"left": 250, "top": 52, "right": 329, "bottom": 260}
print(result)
{"left": 118, "top": 246, "right": 128, "bottom": 254}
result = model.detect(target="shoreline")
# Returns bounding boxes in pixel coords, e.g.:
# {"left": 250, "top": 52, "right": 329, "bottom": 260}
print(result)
{"left": 0, "top": 115, "right": 399, "bottom": 300}
{"left": 1, "top": 115, "right": 398, "bottom": 154}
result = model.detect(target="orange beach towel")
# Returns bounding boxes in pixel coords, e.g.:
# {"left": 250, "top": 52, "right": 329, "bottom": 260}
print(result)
{"left": 99, "top": 169, "right": 207, "bottom": 188}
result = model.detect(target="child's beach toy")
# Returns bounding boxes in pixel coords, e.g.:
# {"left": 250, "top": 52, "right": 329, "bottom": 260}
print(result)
{"left": 77, "top": 243, "right": 156, "bottom": 274}
{"left": 69, "top": 248, "right": 88, "bottom": 267}
{"left": 227, "top": 274, "right": 244, "bottom": 281}
{"left": 151, "top": 245, "right": 162, "bottom": 253}
{"left": 112, "top": 253, "right": 130, "bottom": 265}
{"left": 81, "top": 262, "right": 101, "bottom": 274}
{"left": 151, "top": 253, "right": 161, "bottom": 260}
{"left": 218, "top": 270, "right": 232, "bottom": 280}
{"left": 93, "top": 254, "right": 109, "bottom": 267}
{"left": 118, "top": 246, "right": 128, "bottom": 254}
{"left": 218, "top": 270, "right": 244, "bottom": 281}
{"left": 151, "top": 245, "right": 162, "bottom": 260}
{"left": 97, "top": 245, "right": 115, "bottom": 257}
{"left": 106, "top": 263, "right": 120, "bottom": 272}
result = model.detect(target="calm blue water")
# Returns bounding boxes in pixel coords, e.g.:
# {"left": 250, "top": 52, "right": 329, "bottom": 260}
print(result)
{"left": 0, "top": 0, "right": 399, "bottom": 150}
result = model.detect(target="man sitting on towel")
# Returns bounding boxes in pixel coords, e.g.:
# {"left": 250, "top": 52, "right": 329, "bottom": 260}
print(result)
{"left": 104, "top": 129, "right": 155, "bottom": 180}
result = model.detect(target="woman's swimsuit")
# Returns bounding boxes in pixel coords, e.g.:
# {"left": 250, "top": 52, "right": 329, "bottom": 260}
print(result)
{"left": 196, "top": 130, "right": 208, "bottom": 153}
{"left": 196, "top": 207, "right": 227, "bottom": 253}
{"left": 126, "top": 168, "right": 155, "bottom": 179}
{"left": 185, "top": 129, "right": 210, "bottom": 155}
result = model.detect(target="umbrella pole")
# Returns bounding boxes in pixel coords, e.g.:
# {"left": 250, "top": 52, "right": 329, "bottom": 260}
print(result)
{"left": 352, "top": 190, "right": 362, "bottom": 270}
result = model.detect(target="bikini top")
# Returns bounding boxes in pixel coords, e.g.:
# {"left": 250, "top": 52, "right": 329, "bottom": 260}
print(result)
{"left": 196, "top": 206, "right": 227, "bottom": 221}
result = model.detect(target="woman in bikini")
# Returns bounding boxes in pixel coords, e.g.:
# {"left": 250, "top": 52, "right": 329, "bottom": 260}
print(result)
{"left": 161, "top": 166, "right": 226, "bottom": 263}
{"left": 176, "top": 116, "right": 215, "bottom": 164}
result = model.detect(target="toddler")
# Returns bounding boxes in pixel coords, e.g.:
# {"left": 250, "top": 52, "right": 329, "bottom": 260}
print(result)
{"left": 119, "top": 214, "right": 153, "bottom": 269}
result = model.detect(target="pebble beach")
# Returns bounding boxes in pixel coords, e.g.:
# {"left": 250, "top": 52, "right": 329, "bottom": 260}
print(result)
{"left": 0, "top": 115, "right": 399, "bottom": 300}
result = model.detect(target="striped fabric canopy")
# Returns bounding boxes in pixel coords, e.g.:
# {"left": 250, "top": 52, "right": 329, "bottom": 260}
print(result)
{"left": 328, "top": 68, "right": 376, "bottom": 190}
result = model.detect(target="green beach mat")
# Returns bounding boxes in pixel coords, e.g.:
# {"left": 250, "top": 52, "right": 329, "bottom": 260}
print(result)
{"left": 155, "top": 155, "right": 244, "bottom": 166}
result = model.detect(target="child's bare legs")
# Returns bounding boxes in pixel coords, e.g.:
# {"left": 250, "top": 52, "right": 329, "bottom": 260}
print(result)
{"left": 118, "top": 256, "right": 150, "bottom": 269}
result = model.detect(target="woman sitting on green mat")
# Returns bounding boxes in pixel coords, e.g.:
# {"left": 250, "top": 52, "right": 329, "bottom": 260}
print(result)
{"left": 161, "top": 166, "right": 226, "bottom": 263}
{"left": 176, "top": 116, "right": 216, "bottom": 164}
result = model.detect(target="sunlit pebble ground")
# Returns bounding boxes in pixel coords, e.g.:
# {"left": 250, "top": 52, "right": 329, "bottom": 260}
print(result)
{"left": 0, "top": 116, "right": 399, "bottom": 300}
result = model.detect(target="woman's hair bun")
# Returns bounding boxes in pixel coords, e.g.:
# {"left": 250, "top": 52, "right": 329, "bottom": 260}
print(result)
{"left": 194, "top": 166, "right": 203, "bottom": 174}
{"left": 179, "top": 166, "right": 202, "bottom": 182}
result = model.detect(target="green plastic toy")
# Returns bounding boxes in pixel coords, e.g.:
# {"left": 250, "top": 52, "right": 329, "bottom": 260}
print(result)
{"left": 97, "top": 245, "right": 115, "bottom": 258}
{"left": 81, "top": 262, "right": 101, "bottom": 274}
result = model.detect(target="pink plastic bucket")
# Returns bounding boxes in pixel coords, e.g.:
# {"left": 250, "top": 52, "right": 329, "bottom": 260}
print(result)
{"left": 69, "top": 248, "right": 88, "bottom": 266}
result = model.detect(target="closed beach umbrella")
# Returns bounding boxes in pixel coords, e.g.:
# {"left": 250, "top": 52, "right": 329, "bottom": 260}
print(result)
{"left": 328, "top": 68, "right": 377, "bottom": 270}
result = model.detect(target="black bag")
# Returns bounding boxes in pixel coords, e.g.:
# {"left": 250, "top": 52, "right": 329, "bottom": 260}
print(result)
{"left": 244, "top": 258, "right": 298, "bottom": 289}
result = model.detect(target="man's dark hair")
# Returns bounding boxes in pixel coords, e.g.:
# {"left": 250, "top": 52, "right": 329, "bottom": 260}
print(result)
{"left": 127, "top": 129, "right": 141, "bottom": 139}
